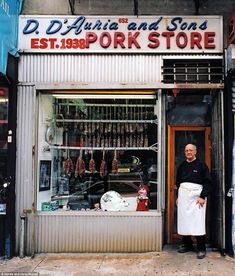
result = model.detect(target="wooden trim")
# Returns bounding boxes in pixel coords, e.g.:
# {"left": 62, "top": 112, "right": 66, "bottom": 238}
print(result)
{"left": 167, "top": 125, "right": 211, "bottom": 244}
{"left": 205, "top": 127, "right": 211, "bottom": 170}
{"left": 167, "top": 126, "right": 175, "bottom": 243}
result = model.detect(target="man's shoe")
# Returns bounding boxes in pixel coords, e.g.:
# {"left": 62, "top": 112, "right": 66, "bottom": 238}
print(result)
{"left": 197, "top": 251, "right": 206, "bottom": 259}
{"left": 178, "top": 245, "right": 194, "bottom": 253}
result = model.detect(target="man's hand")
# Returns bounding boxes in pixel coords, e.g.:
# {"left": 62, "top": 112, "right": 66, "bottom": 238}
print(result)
{"left": 196, "top": 197, "right": 205, "bottom": 208}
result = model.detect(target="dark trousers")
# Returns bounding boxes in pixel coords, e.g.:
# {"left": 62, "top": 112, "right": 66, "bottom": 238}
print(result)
{"left": 182, "top": 235, "right": 206, "bottom": 251}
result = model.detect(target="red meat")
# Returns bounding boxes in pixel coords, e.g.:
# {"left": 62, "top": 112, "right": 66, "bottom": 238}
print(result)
{"left": 89, "top": 158, "right": 96, "bottom": 174}
{"left": 75, "top": 157, "right": 85, "bottom": 177}
{"left": 100, "top": 160, "right": 107, "bottom": 178}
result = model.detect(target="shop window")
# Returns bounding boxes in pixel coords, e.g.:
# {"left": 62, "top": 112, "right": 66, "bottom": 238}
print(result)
{"left": 37, "top": 94, "right": 158, "bottom": 212}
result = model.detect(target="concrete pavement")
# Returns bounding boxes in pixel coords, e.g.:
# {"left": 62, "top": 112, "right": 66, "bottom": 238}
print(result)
{"left": 0, "top": 245, "right": 235, "bottom": 276}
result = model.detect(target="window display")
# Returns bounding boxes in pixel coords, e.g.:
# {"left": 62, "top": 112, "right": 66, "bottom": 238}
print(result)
{"left": 37, "top": 94, "right": 158, "bottom": 212}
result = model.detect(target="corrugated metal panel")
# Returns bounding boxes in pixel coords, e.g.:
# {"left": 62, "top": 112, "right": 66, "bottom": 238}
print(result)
{"left": 15, "top": 86, "right": 163, "bottom": 254}
{"left": 18, "top": 54, "right": 161, "bottom": 85}
{"left": 16, "top": 55, "right": 163, "bottom": 254}
{"left": 34, "top": 212, "right": 162, "bottom": 253}
{"left": 15, "top": 85, "right": 36, "bottom": 253}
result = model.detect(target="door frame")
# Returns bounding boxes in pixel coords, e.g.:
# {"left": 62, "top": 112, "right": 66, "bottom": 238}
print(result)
{"left": 0, "top": 56, "right": 18, "bottom": 257}
{"left": 167, "top": 125, "right": 211, "bottom": 244}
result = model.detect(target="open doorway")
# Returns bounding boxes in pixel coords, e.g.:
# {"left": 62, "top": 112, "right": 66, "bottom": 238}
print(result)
{"left": 167, "top": 126, "right": 211, "bottom": 243}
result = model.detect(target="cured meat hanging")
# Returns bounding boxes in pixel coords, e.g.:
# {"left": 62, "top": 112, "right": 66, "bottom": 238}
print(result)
{"left": 112, "top": 150, "right": 118, "bottom": 174}
{"left": 75, "top": 150, "right": 86, "bottom": 178}
{"left": 113, "top": 124, "right": 117, "bottom": 147}
{"left": 65, "top": 102, "right": 72, "bottom": 130}
{"left": 89, "top": 151, "right": 96, "bottom": 174}
{"left": 63, "top": 157, "right": 74, "bottom": 176}
{"left": 100, "top": 151, "right": 107, "bottom": 178}
{"left": 74, "top": 106, "right": 79, "bottom": 129}
{"left": 144, "top": 133, "right": 148, "bottom": 147}
{"left": 57, "top": 100, "right": 156, "bottom": 182}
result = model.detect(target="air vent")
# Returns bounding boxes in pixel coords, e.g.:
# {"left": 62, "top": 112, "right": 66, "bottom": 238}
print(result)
{"left": 162, "top": 59, "right": 224, "bottom": 84}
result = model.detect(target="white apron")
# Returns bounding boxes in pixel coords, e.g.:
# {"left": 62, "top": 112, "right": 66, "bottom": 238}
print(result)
{"left": 177, "top": 182, "right": 207, "bottom": 236}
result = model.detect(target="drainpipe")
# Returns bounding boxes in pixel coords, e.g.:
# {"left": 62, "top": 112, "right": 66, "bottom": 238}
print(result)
{"left": 19, "top": 213, "right": 26, "bottom": 258}
{"left": 133, "top": 0, "right": 138, "bottom": 16}
{"left": 68, "top": 0, "right": 75, "bottom": 15}
{"left": 194, "top": 0, "right": 200, "bottom": 15}
{"left": 31, "top": 205, "right": 35, "bottom": 258}
{"left": 221, "top": 90, "right": 226, "bottom": 255}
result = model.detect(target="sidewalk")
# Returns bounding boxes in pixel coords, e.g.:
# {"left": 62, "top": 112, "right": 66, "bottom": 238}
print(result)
{"left": 0, "top": 245, "right": 235, "bottom": 276}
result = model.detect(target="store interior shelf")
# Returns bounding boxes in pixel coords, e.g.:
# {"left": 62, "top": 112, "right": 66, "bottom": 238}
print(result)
{"left": 50, "top": 143, "right": 158, "bottom": 152}
{"left": 54, "top": 103, "right": 155, "bottom": 107}
{"left": 54, "top": 119, "right": 158, "bottom": 124}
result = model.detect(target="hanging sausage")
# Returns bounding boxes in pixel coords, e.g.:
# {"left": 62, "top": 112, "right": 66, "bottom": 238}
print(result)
{"left": 63, "top": 157, "right": 74, "bottom": 176}
{"left": 65, "top": 101, "right": 72, "bottom": 130}
{"left": 75, "top": 150, "right": 86, "bottom": 178}
{"left": 113, "top": 124, "right": 117, "bottom": 147}
{"left": 89, "top": 151, "right": 96, "bottom": 174}
{"left": 100, "top": 151, "right": 107, "bottom": 178}
{"left": 144, "top": 133, "right": 148, "bottom": 147}
{"left": 139, "top": 105, "right": 144, "bottom": 132}
{"left": 112, "top": 150, "right": 118, "bottom": 174}
{"left": 107, "top": 105, "right": 112, "bottom": 134}
{"left": 74, "top": 106, "right": 79, "bottom": 129}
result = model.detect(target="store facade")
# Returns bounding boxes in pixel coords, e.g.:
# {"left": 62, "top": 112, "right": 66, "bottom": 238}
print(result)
{"left": 16, "top": 15, "right": 224, "bottom": 254}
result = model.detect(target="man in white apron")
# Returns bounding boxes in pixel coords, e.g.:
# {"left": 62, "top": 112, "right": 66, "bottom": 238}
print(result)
{"left": 176, "top": 144, "right": 212, "bottom": 259}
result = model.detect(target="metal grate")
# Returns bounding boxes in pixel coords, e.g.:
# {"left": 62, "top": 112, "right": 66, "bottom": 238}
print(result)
{"left": 162, "top": 59, "right": 224, "bottom": 84}
{"left": 231, "top": 76, "right": 235, "bottom": 113}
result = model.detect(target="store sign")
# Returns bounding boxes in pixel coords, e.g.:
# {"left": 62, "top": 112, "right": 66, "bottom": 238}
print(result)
{"left": 18, "top": 15, "right": 223, "bottom": 53}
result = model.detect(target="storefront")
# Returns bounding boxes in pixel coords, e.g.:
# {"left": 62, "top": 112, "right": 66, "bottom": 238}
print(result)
{"left": 16, "top": 15, "right": 224, "bottom": 254}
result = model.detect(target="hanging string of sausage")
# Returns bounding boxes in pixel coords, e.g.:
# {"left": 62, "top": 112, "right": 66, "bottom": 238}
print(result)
{"left": 89, "top": 150, "right": 96, "bottom": 174}
{"left": 57, "top": 101, "right": 154, "bottom": 182}
{"left": 75, "top": 149, "right": 85, "bottom": 178}
{"left": 100, "top": 150, "right": 107, "bottom": 178}
{"left": 63, "top": 156, "right": 74, "bottom": 176}
{"left": 112, "top": 150, "right": 118, "bottom": 174}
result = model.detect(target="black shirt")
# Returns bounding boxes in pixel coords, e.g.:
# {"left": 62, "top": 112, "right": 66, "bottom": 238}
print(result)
{"left": 176, "top": 158, "right": 212, "bottom": 199}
